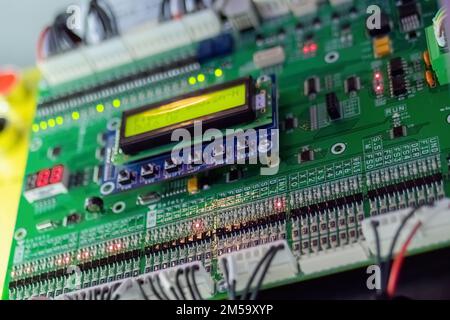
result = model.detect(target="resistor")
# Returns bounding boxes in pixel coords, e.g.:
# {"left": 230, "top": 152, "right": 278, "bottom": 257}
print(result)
{"left": 425, "top": 70, "right": 437, "bottom": 88}
{"left": 423, "top": 50, "right": 432, "bottom": 68}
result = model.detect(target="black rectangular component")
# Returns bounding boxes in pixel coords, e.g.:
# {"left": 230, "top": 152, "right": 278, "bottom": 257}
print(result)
{"left": 399, "top": 1, "right": 419, "bottom": 19}
{"left": 345, "top": 76, "right": 360, "bottom": 93}
{"left": 391, "top": 75, "right": 407, "bottom": 96}
{"left": 326, "top": 92, "right": 341, "bottom": 120}
{"left": 120, "top": 77, "right": 255, "bottom": 155}
{"left": 398, "top": 0, "right": 421, "bottom": 32}
{"left": 368, "top": 12, "right": 391, "bottom": 37}
{"left": 390, "top": 57, "right": 404, "bottom": 77}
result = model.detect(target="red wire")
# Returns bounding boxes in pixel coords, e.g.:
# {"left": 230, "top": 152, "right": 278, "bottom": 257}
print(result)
{"left": 37, "top": 27, "right": 50, "bottom": 61}
{"left": 387, "top": 221, "right": 422, "bottom": 298}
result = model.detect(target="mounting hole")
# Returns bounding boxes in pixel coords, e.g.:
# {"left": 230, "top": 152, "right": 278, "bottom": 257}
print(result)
{"left": 107, "top": 118, "right": 121, "bottom": 131}
{"left": 14, "top": 228, "right": 27, "bottom": 241}
{"left": 325, "top": 51, "right": 339, "bottom": 64}
{"left": 112, "top": 201, "right": 126, "bottom": 214}
{"left": 331, "top": 143, "right": 346, "bottom": 155}
{"left": 100, "top": 182, "right": 115, "bottom": 195}
{"left": 447, "top": 114, "right": 450, "bottom": 124}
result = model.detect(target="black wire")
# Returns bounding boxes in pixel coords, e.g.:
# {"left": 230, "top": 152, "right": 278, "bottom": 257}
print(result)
{"left": 96, "top": 0, "right": 119, "bottom": 35}
{"left": 148, "top": 276, "right": 163, "bottom": 300}
{"left": 221, "top": 258, "right": 236, "bottom": 300}
{"left": 156, "top": 274, "right": 170, "bottom": 300}
{"left": 108, "top": 282, "right": 121, "bottom": 300}
{"left": 136, "top": 279, "right": 149, "bottom": 300}
{"left": 170, "top": 287, "right": 180, "bottom": 300}
{"left": 175, "top": 268, "right": 187, "bottom": 300}
{"left": 249, "top": 245, "right": 283, "bottom": 300}
{"left": 185, "top": 267, "right": 197, "bottom": 300}
{"left": 383, "top": 206, "right": 420, "bottom": 295}
{"left": 240, "top": 246, "right": 276, "bottom": 300}
{"left": 370, "top": 220, "right": 383, "bottom": 295}
{"left": 86, "top": 0, "right": 119, "bottom": 43}
{"left": 160, "top": 0, "right": 171, "bottom": 22}
{"left": 191, "top": 265, "right": 204, "bottom": 300}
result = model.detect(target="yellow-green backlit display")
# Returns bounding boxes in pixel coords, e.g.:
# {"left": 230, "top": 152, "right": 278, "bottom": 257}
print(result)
{"left": 124, "top": 84, "right": 247, "bottom": 138}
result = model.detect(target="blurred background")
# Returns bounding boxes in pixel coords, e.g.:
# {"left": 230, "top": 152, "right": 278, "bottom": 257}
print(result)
{"left": 0, "top": 0, "right": 75, "bottom": 67}
{"left": 0, "top": 0, "right": 204, "bottom": 289}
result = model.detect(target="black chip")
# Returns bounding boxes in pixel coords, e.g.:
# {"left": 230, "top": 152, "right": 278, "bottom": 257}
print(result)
{"left": 132, "top": 249, "right": 141, "bottom": 258}
{"left": 345, "top": 76, "right": 360, "bottom": 93}
{"left": 326, "top": 92, "right": 341, "bottom": 120}
{"left": 341, "top": 22, "right": 351, "bottom": 32}
{"left": 368, "top": 12, "right": 391, "bottom": 37}
{"left": 398, "top": 1, "right": 419, "bottom": 19}
{"left": 390, "top": 57, "right": 405, "bottom": 76}
{"left": 300, "top": 150, "right": 314, "bottom": 163}
{"left": 392, "top": 125, "right": 407, "bottom": 138}
{"left": 124, "top": 251, "right": 132, "bottom": 260}
{"left": 8, "top": 281, "right": 17, "bottom": 289}
{"left": 306, "top": 77, "right": 318, "bottom": 96}
{"left": 107, "top": 255, "right": 116, "bottom": 264}
{"left": 284, "top": 117, "right": 296, "bottom": 130}
{"left": 113, "top": 253, "right": 122, "bottom": 262}
{"left": 99, "top": 258, "right": 108, "bottom": 266}
{"left": 227, "top": 168, "right": 242, "bottom": 182}
{"left": 305, "top": 33, "right": 314, "bottom": 41}
{"left": 391, "top": 75, "right": 407, "bottom": 96}
{"left": 313, "top": 17, "right": 321, "bottom": 27}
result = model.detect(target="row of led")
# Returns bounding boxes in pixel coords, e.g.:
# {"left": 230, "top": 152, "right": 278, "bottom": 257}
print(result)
{"left": 32, "top": 99, "right": 122, "bottom": 133}
{"left": 32, "top": 69, "right": 224, "bottom": 133}
{"left": 188, "top": 68, "right": 224, "bottom": 85}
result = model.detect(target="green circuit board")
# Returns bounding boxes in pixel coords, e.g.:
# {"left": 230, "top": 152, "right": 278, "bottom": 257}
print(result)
{"left": 3, "top": 0, "right": 450, "bottom": 300}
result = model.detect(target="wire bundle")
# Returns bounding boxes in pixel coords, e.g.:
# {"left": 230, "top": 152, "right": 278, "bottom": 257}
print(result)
{"left": 85, "top": 0, "right": 119, "bottom": 44}
{"left": 37, "top": 0, "right": 119, "bottom": 60}
{"left": 136, "top": 265, "right": 204, "bottom": 300}
{"left": 160, "top": 0, "right": 216, "bottom": 21}
{"left": 222, "top": 243, "right": 284, "bottom": 301}
{"left": 37, "top": 13, "right": 83, "bottom": 60}
{"left": 371, "top": 206, "right": 423, "bottom": 299}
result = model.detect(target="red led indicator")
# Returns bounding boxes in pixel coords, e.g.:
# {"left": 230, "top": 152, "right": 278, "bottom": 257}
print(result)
{"left": 36, "top": 169, "right": 51, "bottom": 188}
{"left": 49, "top": 165, "right": 64, "bottom": 184}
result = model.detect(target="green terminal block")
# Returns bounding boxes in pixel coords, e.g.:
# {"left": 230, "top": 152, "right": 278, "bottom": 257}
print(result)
{"left": 426, "top": 25, "right": 450, "bottom": 85}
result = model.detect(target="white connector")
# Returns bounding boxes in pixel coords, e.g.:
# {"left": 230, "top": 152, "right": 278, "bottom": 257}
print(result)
{"left": 38, "top": 50, "right": 93, "bottom": 86}
{"left": 38, "top": 9, "right": 221, "bottom": 86}
{"left": 253, "top": 46, "right": 286, "bottom": 69}
{"left": 222, "top": 0, "right": 260, "bottom": 31}
{"left": 218, "top": 240, "right": 299, "bottom": 292}
{"left": 57, "top": 261, "right": 213, "bottom": 300}
{"left": 298, "top": 244, "right": 369, "bottom": 275}
{"left": 123, "top": 19, "right": 191, "bottom": 60}
{"left": 253, "top": 0, "right": 291, "bottom": 20}
{"left": 84, "top": 37, "right": 133, "bottom": 72}
{"left": 182, "top": 10, "right": 222, "bottom": 43}
{"left": 287, "top": 0, "right": 319, "bottom": 17}
{"left": 361, "top": 199, "right": 450, "bottom": 258}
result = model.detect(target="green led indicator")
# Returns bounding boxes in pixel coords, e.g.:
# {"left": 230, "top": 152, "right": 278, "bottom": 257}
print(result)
{"left": 113, "top": 99, "right": 121, "bottom": 108}
{"left": 96, "top": 104, "right": 105, "bottom": 113}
